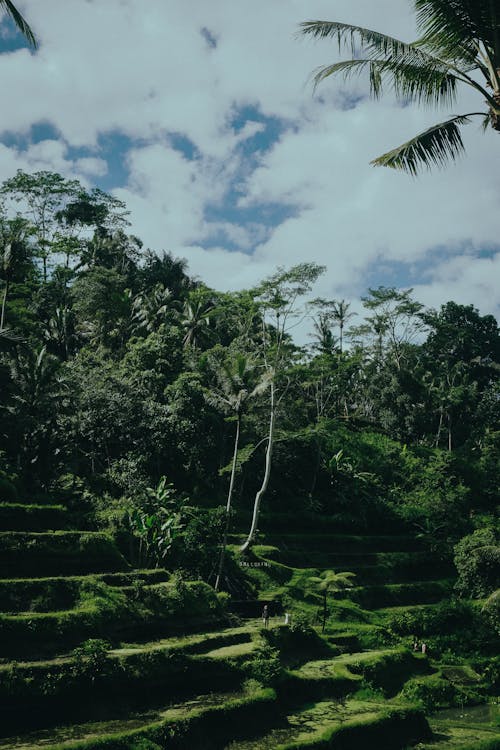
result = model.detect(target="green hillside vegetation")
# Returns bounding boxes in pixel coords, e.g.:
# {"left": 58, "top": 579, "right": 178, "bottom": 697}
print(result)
{"left": 0, "top": 171, "right": 499, "bottom": 748}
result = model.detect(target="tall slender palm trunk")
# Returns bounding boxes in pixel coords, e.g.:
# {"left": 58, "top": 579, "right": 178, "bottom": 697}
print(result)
{"left": 215, "top": 414, "right": 241, "bottom": 591}
{"left": 0, "top": 278, "right": 9, "bottom": 330}
{"left": 240, "top": 381, "right": 276, "bottom": 553}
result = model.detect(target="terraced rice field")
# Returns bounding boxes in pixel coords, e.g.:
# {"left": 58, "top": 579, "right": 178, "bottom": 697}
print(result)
{"left": 0, "top": 501, "right": 498, "bottom": 749}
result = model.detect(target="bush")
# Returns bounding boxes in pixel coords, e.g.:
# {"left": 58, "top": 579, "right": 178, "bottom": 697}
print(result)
{"left": 400, "top": 675, "right": 459, "bottom": 711}
{"left": 71, "top": 639, "right": 112, "bottom": 679}
{"left": 243, "top": 641, "right": 282, "bottom": 686}
{"left": 0, "top": 476, "right": 18, "bottom": 502}
{"left": 386, "top": 601, "right": 474, "bottom": 638}
{"left": 454, "top": 528, "right": 500, "bottom": 598}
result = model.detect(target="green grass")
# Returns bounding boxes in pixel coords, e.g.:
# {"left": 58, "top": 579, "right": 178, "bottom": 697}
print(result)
{"left": 0, "top": 532, "right": 129, "bottom": 577}
{"left": 0, "top": 580, "right": 229, "bottom": 658}
{"left": 0, "top": 504, "right": 70, "bottom": 531}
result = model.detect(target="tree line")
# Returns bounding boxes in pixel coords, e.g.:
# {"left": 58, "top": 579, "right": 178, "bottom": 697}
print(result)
{"left": 0, "top": 170, "right": 498, "bottom": 567}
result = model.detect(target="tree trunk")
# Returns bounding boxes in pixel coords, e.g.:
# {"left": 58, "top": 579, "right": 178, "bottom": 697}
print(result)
{"left": 0, "top": 277, "right": 9, "bottom": 330}
{"left": 322, "top": 591, "right": 327, "bottom": 633}
{"left": 309, "top": 438, "right": 321, "bottom": 503}
{"left": 240, "top": 380, "right": 276, "bottom": 552}
{"left": 435, "top": 406, "right": 443, "bottom": 448}
{"left": 215, "top": 413, "right": 241, "bottom": 591}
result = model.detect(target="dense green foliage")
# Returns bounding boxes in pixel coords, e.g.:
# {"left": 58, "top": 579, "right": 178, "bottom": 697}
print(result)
{"left": 0, "top": 169, "right": 499, "bottom": 589}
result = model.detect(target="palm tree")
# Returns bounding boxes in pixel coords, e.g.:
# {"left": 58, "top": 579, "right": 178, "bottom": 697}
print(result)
{"left": 331, "top": 300, "right": 356, "bottom": 354}
{"left": 306, "top": 569, "right": 356, "bottom": 633}
{"left": 1, "top": 1, "right": 37, "bottom": 48}
{"left": 43, "top": 307, "right": 79, "bottom": 360}
{"left": 300, "top": 1, "right": 500, "bottom": 174}
{"left": 206, "top": 351, "right": 268, "bottom": 590}
{"left": 311, "top": 312, "right": 337, "bottom": 355}
{"left": 131, "top": 283, "right": 176, "bottom": 333}
{"left": 181, "top": 296, "right": 217, "bottom": 349}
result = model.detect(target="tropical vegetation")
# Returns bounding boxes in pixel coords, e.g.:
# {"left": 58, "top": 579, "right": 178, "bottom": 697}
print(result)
{"left": 300, "top": 0, "right": 500, "bottom": 174}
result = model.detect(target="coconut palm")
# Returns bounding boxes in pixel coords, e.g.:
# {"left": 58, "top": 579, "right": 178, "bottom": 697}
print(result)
{"left": 311, "top": 312, "right": 337, "bottom": 355}
{"left": 300, "top": 1, "right": 500, "bottom": 174}
{"left": 331, "top": 300, "right": 356, "bottom": 354}
{"left": 130, "top": 283, "right": 176, "bottom": 333}
{"left": 206, "top": 351, "right": 268, "bottom": 590}
{"left": 181, "top": 296, "right": 217, "bottom": 349}
{"left": 1, "top": 1, "right": 36, "bottom": 48}
{"left": 306, "top": 569, "right": 356, "bottom": 633}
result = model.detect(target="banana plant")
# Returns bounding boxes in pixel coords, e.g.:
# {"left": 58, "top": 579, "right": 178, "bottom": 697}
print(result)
{"left": 128, "top": 477, "right": 186, "bottom": 567}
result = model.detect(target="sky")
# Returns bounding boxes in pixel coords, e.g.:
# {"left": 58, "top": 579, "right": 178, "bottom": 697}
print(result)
{"left": 1, "top": 0, "right": 499, "bottom": 323}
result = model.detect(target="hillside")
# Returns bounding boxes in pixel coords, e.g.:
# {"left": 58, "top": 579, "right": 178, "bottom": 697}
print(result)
{"left": 0, "top": 493, "right": 498, "bottom": 750}
{"left": 0, "top": 171, "right": 499, "bottom": 749}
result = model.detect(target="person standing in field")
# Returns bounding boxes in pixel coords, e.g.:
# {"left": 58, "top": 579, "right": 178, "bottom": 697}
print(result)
{"left": 262, "top": 604, "right": 270, "bottom": 628}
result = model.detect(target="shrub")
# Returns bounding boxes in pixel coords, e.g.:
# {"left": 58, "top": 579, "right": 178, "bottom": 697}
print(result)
{"left": 0, "top": 476, "right": 18, "bottom": 502}
{"left": 71, "top": 638, "right": 112, "bottom": 679}
{"left": 400, "top": 675, "right": 458, "bottom": 711}
{"left": 386, "top": 601, "right": 474, "bottom": 638}
{"left": 454, "top": 528, "right": 500, "bottom": 598}
{"left": 243, "top": 641, "right": 282, "bottom": 686}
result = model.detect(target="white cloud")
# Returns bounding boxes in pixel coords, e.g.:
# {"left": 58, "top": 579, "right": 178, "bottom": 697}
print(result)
{"left": 74, "top": 157, "right": 108, "bottom": 177}
{"left": 414, "top": 252, "right": 500, "bottom": 318}
{"left": 0, "top": 0, "right": 497, "bottom": 321}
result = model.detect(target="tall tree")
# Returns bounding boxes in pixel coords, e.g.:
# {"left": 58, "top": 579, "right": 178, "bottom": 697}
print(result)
{"left": 0, "top": 217, "right": 32, "bottom": 331}
{"left": 206, "top": 349, "right": 267, "bottom": 589}
{"left": 300, "top": 1, "right": 500, "bottom": 173}
{"left": 240, "top": 263, "right": 325, "bottom": 553}
{"left": 331, "top": 299, "right": 356, "bottom": 355}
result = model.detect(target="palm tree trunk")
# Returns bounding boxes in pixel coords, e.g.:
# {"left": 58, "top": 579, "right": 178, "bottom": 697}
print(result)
{"left": 215, "top": 413, "right": 241, "bottom": 591}
{"left": 0, "top": 277, "right": 9, "bottom": 330}
{"left": 435, "top": 406, "right": 443, "bottom": 448}
{"left": 240, "top": 381, "right": 276, "bottom": 552}
{"left": 309, "top": 438, "right": 321, "bottom": 501}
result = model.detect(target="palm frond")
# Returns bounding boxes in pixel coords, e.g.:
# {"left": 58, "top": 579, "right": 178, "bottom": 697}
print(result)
{"left": 371, "top": 114, "right": 472, "bottom": 174}
{"left": 300, "top": 20, "right": 416, "bottom": 61}
{"left": 415, "top": 0, "right": 496, "bottom": 63}
{"left": 1, "top": 0, "right": 37, "bottom": 48}
{"left": 312, "top": 58, "right": 458, "bottom": 106}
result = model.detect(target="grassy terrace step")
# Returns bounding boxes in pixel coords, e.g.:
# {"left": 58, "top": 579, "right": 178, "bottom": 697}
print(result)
{"left": 244, "top": 512, "right": 408, "bottom": 536}
{"left": 0, "top": 623, "right": 256, "bottom": 672}
{"left": 0, "top": 668, "right": 275, "bottom": 747}
{"left": 0, "top": 504, "right": 71, "bottom": 531}
{"left": 223, "top": 700, "right": 430, "bottom": 750}
{"left": 347, "top": 579, "right": 455, "bottom": 609}
{"left": 250, "top": 545, "right": 455, "bottom": 585}
{"left": 112, "top": 623, "right": 257, "bottom": 659}
{"left": 0, "top": 532, "right": 128, "bottom": 577}
{"left": 261, "top": 550, "right": 455, "bottom": 580}
{"left": 0, "top": 570, "right": 170, "bottom": 613}
{"left": 0, "top": 628, "right": 253, "bottom": 736}
{"left": 0, "top": 580, "right": 228, "bottom": 659}
{"left": 0, "top": 689, "right": 431, "bottom": 750}
{"left": 418, "top": 704, "right": 500, "bottom": 749}
{"left": 321, "top": 560, "right": 454, "bottom": 585}
{"left": 286, "top": 648, "right": 430, "bottom": 700}
{"left": 236, "top": 533, "right": 426, "bottom": 553}
{"left": 0, "top": 689, "right": 247, "bottom": 750}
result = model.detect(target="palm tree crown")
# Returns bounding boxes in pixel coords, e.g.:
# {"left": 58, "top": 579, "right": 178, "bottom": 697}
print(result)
{"left": 300, "top": 0, "right": 500, "bottom": 174}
